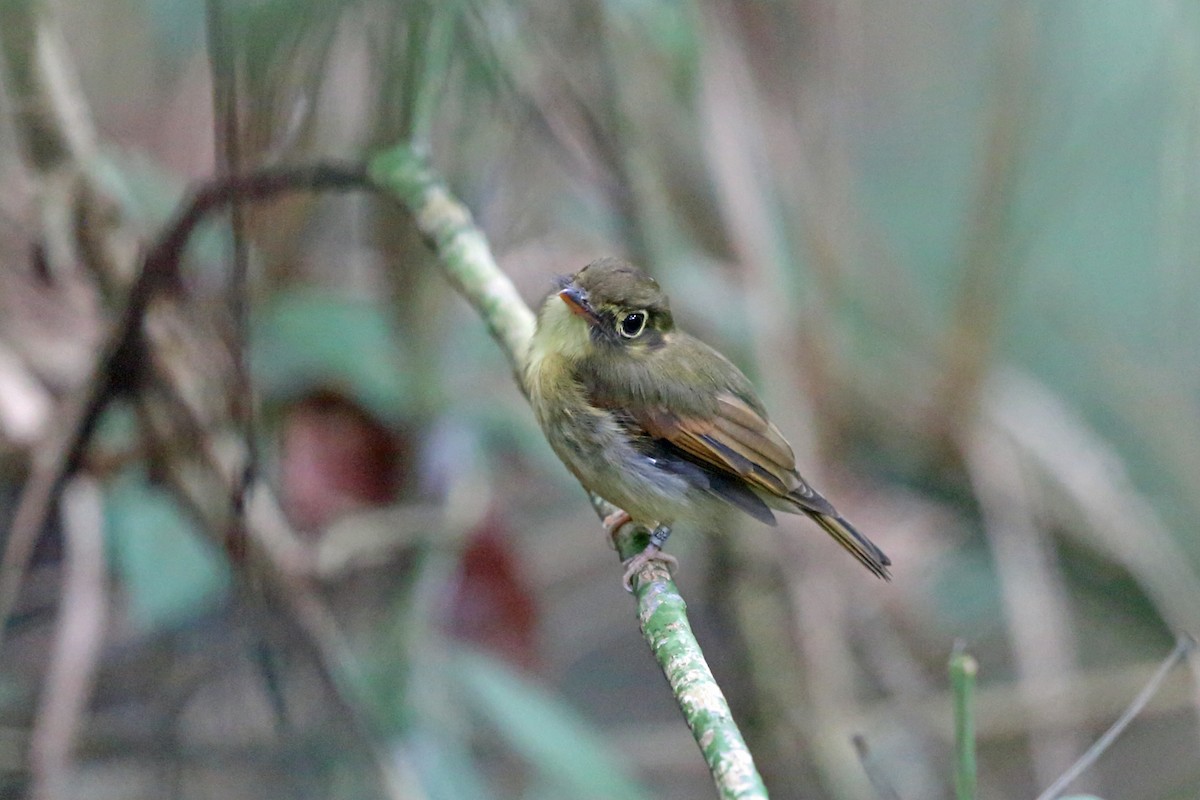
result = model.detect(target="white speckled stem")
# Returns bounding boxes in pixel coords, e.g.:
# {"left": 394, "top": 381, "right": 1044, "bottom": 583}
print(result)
{"left": 633, "top": 561, "right": 770, "bottom": 799}
{"left": 368, "top": 147, "right": 535, "bottom": 387}
{"left": 370, "top": 144, "right": 769, "bottom": 799}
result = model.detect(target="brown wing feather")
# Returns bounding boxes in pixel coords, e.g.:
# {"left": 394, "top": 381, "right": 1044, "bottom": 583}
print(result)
{"left": 714, "top": 395, "right": 794, "bottom": 463}
{"left": 636, "top": 406, "right": 720, "bottom": 464}
{"left": 618, "top": 392, "right": 890, "bottom": 578}
{"left": 635, "top": 392, "right": 808, "bottom": 500}
{"left": 712, "top": 414, "right": 792, "bottom": 471}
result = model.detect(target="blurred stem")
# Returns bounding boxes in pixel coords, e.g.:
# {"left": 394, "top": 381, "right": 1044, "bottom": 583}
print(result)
{"left": 949, "top": 647, "right": 978, "bottom": 800}
{"left": 373, "top": 3, "right": 454, "bottom": 147}
{"left": 372, "top": 535, "right": 460, "bottom": 732}
{"left": 696, "top": 3, "right": 822, "bottom": 466}
{"left": 205, "top": 0, "right": 257, "bottom": 504}
{"left": 405, "top": 6, "right": 454, "bottom": 147}
{"left": 930, "top": 3, "right": 1035, "bottom": 453}
{"left": 590, "top": 2, "right": 657, "bottom": 265}
{"left": 369, "top": 143, "right": 770, "bottom": 799}
{"left": 0, "top": 0, "right": 95, "bottom": 171}
{"left": 30, "top": 477, "right": 107, "bottom": 800}
{"left": 366, "top": 7, "right": 449, "bottom": 417}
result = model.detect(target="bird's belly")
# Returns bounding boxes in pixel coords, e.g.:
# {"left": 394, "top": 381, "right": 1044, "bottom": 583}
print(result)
{"left": 538, "top": 402, "right": 692, "bottom": 525}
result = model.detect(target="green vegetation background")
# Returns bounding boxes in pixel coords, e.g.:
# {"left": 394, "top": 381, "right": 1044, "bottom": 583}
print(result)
{"left": 1, "top": 1, "right": 1198, "bottom": 799}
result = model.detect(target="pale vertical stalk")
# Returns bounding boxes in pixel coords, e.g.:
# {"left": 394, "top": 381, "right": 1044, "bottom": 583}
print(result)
{"left": 966, "top": 424, "right": 1085, "bottom": 788}
{"left": 30, "top": 477, "right": 108, "bottom": 800}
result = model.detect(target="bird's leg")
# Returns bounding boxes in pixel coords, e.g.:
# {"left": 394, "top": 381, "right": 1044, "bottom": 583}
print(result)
{"left": 621, "top": 525, "right": 677, "bottom": 592}
{"left": 603, "top": 509, "right": 632, "bottom": 548}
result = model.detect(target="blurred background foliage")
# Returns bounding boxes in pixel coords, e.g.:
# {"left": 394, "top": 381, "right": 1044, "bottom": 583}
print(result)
{"left": 1, "top": 0, "right": 1198, "bottom": 798}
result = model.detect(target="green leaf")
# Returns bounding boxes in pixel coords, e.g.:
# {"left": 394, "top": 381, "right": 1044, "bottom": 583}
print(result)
{"left": 450, "top": 647, "right": 654, "bottom": 800}
{"left": 406, "top": 728, "right": 493, "bottom": 800}
{"left": 104, "top": 470, "right": 231, "bottom": 631}
{"left": 253, "top": 289, "right": 412, "bottom": 425}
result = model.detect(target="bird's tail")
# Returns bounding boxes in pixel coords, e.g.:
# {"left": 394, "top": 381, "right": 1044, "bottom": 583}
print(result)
{"left": 805, "top": 510, "right": 891, "bottom": 580}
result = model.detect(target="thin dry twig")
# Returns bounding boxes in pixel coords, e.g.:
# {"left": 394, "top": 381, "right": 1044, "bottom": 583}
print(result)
{"left": 29, "top": 476, "right": 108, "bottom": 800}
{"left": 0, "top": 163, "right": 373, "bottom": 654}
{"left": 1034, "top": 634, "right": 1197, "bottom": 800}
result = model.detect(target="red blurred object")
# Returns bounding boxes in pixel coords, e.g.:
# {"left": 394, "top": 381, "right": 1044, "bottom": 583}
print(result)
{"left": 279, "top": 390, "right": 404, "bottom": 532}
{"left": 280, "top": 390, "right": 537, "bottom": 664}
{"left": 449, "top": 518, "right": 539, "bottom": 669}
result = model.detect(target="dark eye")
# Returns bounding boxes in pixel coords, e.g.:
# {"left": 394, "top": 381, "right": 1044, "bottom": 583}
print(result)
{"left": 618, "top": 311, "right": 647, "bottom": 338}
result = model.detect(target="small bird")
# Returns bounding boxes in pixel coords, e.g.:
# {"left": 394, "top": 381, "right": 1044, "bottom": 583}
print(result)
{"left": 526, "top": 257, "right": 891, "bottom": 589}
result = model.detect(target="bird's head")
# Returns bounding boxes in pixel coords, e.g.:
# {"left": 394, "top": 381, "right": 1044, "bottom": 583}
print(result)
{"left": 537, "top": 258, "right": 674, "bottom": 361}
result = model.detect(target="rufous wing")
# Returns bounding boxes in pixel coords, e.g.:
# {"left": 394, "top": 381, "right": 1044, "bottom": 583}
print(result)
{"left": 606, "top": 389, "right": 891, "bottom": 578}
{"left": 632, "top": 392, "right": 836, "bottom": 516}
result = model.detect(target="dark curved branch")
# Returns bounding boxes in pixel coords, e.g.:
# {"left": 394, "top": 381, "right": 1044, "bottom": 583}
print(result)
{"left": 0, "top": 162, "right": 374, "bottom": 651}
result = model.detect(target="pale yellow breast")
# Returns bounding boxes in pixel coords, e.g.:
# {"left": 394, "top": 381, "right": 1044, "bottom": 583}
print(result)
{"left": 527, "top": 298, "right": 590, "bottom": 411}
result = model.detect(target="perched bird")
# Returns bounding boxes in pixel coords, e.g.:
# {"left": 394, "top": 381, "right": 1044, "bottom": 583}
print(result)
{"left": 526, "top": 257, "right": 891, "bottom": 589}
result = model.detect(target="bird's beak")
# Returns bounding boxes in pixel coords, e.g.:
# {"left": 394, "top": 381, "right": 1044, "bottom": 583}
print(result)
{"left": 558, "top": 285, "right": 600, "bottom": 324}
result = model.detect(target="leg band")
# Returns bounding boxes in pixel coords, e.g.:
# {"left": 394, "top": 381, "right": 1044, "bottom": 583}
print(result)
{"left": 648, "top": 525, "right": 672, "bottom": 550}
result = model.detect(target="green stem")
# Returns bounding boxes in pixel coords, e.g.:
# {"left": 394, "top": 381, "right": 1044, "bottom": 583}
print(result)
{"left": 369, "top": 143, "right": 769, "bottom": 800}
{"left": 367, "top": 146, "right": 535, "bottom": 386}
{"left": 950, "top": 647, "right": 978, "bottom": 800}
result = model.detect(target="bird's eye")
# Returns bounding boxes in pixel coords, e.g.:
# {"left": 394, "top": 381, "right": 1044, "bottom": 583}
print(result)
{"left": 618, "top": 311, "right": 647, "bottom": 338}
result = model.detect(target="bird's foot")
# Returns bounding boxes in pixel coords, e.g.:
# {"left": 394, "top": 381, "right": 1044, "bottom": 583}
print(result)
{"left": 603, "top": 509, "right": 632, "bottom": 549}
{"left": 621, "top": 525, "right": 676, "bottom": 592}
{"left": 603, "top": 508, "right": 632, "bottom": 535}
{"left": 621, "top": 546, "right": 677, "bottom": 592}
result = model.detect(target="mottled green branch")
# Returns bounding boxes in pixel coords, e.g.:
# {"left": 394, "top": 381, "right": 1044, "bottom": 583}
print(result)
{"left": 369, "top": 143, "right": 769, "bottom": 800}
{"left": 613, "top": 524, "right": 769, "bottom": 800}
{"left": 367, "top": 147, "right": 535, "bottom": 385}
